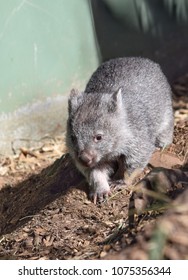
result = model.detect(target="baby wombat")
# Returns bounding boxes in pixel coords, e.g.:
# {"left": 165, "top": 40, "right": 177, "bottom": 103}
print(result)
{"left": 66, "top": 57, "right": 174, "bottom": 203}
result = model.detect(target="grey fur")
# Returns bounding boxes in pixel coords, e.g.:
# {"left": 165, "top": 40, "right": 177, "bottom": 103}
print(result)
{"left": 66, "top": 57, "right": 174, "bottom": 200}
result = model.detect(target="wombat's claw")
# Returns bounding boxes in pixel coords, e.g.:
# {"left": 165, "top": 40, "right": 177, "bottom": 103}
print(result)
{"left": 89, "top": 193, "right": 98, "bottom": 204}
{"left": 93, "top": 194, "right": 97, "bottom": 205}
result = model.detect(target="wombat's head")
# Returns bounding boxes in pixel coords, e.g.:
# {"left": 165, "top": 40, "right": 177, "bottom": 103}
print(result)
{"left": 66, "top": 88, "right": 125, "bottom": 168}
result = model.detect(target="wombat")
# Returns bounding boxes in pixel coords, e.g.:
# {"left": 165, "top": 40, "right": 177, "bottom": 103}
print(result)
{"left": 66, "top": 57, "right": 174, "bottom": 203}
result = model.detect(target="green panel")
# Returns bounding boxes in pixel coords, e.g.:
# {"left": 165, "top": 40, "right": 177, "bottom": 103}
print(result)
{"left": 0, "top": 0, "right": 99, "bottom": 113}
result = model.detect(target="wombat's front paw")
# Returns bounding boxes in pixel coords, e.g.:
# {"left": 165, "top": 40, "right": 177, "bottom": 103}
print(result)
{"left": 89, "top": 184, "right": 111, "bottom": 204}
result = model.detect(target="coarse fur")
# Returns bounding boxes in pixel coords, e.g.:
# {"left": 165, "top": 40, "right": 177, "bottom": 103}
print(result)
{"left": 66, "top": 57, "right": 174, "bottom": 201}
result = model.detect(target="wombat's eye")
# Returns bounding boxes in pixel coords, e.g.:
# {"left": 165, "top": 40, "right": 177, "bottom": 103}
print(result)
{"left": 94, "top": 134, "right": 103, "bottom": 143}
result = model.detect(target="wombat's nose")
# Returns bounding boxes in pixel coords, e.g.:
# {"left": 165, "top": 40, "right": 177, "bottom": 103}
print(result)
{"left": 78, "top": 151, "right": 94, "bottom": 167}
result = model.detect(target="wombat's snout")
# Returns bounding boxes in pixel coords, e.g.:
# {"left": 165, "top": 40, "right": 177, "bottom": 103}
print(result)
{"left": 78, "top": 150, "right": 96, "bottom": 167}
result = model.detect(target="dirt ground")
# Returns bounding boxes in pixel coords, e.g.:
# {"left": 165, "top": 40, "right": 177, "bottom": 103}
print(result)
{"left": 0, "top": 74, "right": 188, "bottom": 260}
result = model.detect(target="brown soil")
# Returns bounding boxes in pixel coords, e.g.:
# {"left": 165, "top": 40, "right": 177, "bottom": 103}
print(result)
{"left": 0, "top": 75, "right": 188, "bottom": 260}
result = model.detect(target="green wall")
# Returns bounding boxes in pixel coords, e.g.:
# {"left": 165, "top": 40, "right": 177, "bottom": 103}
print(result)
{"left": 0, "top": 0, "right": 99, "bottom": 112}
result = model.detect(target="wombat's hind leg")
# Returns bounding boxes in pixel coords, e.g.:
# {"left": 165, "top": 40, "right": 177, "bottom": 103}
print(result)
{"left": 155, "top": 118, "right": 174, "bottom": 148}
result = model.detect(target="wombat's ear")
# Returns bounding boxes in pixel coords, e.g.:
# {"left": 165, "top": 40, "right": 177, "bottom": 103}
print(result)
{"left": 109, "top": 88, "right": 123, "bottom": 112}
{"left": 68, "top": 89, "right": 83, "bottom": 115}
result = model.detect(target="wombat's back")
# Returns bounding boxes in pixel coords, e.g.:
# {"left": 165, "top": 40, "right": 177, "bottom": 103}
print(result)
{"left": 85, "top": 57, "right": 171, "bottom": 101}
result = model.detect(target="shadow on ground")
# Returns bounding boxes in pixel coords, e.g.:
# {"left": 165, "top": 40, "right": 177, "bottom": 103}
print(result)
{"left": 0, "top": 154, "right": 85, "bottom": 236}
